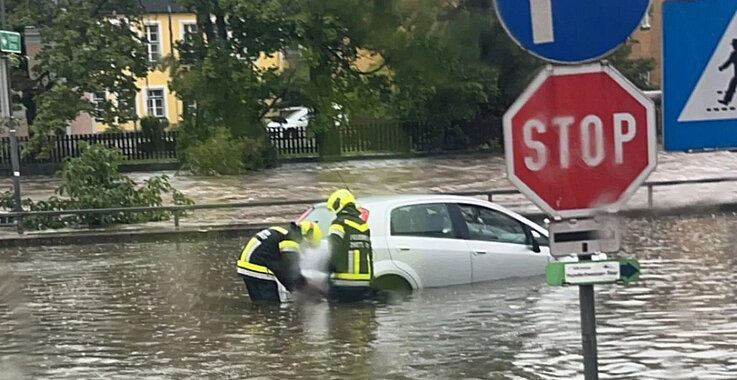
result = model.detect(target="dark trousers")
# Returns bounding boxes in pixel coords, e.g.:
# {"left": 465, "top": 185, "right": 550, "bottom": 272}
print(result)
{"left": 242, "top": 275, "right": 280, "bottom": 302}
{"left": 328, "top": 285, "right": 375, "bottom": 303}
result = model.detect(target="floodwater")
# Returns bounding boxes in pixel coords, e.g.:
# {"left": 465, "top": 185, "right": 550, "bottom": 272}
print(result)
{"left": 1, "top": 215, "right": 736, "bottom": 379}
{"left": 3, "top": 150, "right": 737, "bottom": 229}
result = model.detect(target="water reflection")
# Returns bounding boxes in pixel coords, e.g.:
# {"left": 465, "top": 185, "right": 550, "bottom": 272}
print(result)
{"left": 1, "top": 216, "right": 737, "bottom": 379}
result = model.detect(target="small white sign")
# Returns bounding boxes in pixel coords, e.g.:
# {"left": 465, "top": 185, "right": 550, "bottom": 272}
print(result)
{"left": 549, "top": 218, "right": 621, "bottom": 258}
{"left": 564, "top": 261, "right": 620, "bottom": 284}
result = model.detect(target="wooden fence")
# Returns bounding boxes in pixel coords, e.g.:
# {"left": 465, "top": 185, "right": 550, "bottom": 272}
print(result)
{"left": 0, "top": 132, "right": 178, "bottom": 165}
{"left": 0, "top": 121, "right": 465, "bottom": 167}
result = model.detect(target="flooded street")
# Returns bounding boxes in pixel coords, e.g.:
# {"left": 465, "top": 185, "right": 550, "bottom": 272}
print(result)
{"left": 1, "top": 215, "right": 736, "bottom": 379}
{"left": 4, "top": 150, "right": 737, "bottom": 229}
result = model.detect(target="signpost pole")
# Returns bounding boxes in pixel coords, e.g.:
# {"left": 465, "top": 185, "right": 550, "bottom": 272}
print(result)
{"left": 0, "top": 0, "right": 22, "bottom": 234}
{"left": 578, "top": 255, "right": 598, "bottom": 380}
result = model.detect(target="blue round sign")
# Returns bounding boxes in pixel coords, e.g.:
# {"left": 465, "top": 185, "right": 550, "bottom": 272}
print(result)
{"left": 494, "top": 0, "right": 651, "bottom": 63}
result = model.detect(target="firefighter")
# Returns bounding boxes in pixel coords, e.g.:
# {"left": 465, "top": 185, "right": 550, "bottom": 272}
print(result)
{"left": 326, "top": 189, "right": 375, "bottom": 303}
{"left": 237, "top": 221, "right": 324, "bottom": 302}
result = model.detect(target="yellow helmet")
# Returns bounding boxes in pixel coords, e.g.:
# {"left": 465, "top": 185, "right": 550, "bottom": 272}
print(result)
{"left": 327, "top": 189, "right": 356, "bottom": 213}
{"left": 299, "top": 221, "right": 322, "bottom": 248}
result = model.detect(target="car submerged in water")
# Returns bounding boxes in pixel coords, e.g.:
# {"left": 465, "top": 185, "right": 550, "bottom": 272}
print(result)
{"left": 297, "top": 194, "right": 553, "bottom": 290}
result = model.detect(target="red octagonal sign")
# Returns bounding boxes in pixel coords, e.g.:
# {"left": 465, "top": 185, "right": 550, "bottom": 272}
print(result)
{"left": 503, "top": 64, "right": 656, "bottom": 218}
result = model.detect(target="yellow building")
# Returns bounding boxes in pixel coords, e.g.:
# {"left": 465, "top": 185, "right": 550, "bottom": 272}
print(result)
{"left": 73, "top": 0, "right": 286, "bottom": 134}
{"left": 629, "top": 0, "right": 664, "bottom": 89}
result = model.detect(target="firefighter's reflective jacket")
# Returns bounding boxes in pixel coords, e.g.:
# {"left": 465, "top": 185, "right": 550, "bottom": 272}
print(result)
{"left": 328, "top": 208, "right": 373, "bottom": 287}
{"left": 236, "top": 223, "right": 305, "bottom": 291}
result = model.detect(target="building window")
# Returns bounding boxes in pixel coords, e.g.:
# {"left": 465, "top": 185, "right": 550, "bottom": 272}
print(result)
{"left": 146, "top": 89, "right": 165, "bottom": 117}
{"left": 182, "top": 23, "right": 197, "bottom": 42}
{"left": 92, "top": 92, "right": 107, "bottom": 122}
{"left": 145, "top": 24, "right": 161, "bottom": 62}
{"left": 641, "top": 7, "right": 652, "bottom": 30}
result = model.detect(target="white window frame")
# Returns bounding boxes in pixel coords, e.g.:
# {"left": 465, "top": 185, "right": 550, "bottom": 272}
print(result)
{"left": 145, "top": 87, "right": 167, "bottom": 118}
{"left": 179, "top": 20, "right": 198, "bottom": 42}
{"left": 641, "top": 6, "right": 652, "bottom": 30}
{"left": 145, "top": 21, "right": 163, "bottom": 62}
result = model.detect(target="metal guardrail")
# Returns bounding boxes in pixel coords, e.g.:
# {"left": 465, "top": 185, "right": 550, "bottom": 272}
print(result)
{"left": 2, "top": 176, "right": 737, "bottom": 234}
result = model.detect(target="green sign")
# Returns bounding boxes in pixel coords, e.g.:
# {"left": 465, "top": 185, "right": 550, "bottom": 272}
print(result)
{"left": 546, "top": 259, "right": 640, "bottom": 286}
{"left": 0, "top": 30, "right": 21, "bottom": 54}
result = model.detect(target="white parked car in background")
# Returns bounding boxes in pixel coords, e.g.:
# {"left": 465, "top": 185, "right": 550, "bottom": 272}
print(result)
{"left": 297, "top": 194, "right": 552, "bottom": 290}
{"left": 267, "top": 106, "right": 310, "bottom": 133}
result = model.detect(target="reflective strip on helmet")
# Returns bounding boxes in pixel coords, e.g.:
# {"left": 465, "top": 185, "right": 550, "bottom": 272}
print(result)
{"left": 329, "top": 224, "right": 345, "bottom": 238}
{"left": 344, "top": 219, "right": 369, "bottom": 232}
{"left": 279, "top": 240, "right": 300, "bottom": 254}
{"left": 237, "top": 266, "right": 275, "bottom": 281}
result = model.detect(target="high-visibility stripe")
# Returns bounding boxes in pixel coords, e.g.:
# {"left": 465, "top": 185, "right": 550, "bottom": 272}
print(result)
{"left": 240, "top": 238, "right": 261, "bottom": 263}
{"left": 331, "top": 272, "right": 371, "bottom": 281}
{"left": 331, "top": 279, "right": 371, "bottom": 287}
{"left": 354, "top": 249, "right": 360, "bottom": 274}
{"left": 344, "top": 219, "right": 369, "bottom": 232}
{"left": 329, "top": 224, "right": 345, "bottom": 238}
{"left": 278, "top": 240, "right": 300, "bottom": 253}
{"left": 238, "top": 261, "right": 273, "bottom": 275}
{"left": 237, "top": 267, "right": 275, "bottom": 281}
{"left": 272, "top": 226, "right": 288, "bottom": 235}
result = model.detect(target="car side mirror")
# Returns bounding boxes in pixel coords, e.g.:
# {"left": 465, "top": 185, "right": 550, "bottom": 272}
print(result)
{"left": 525, "top": 226, "right": 541, "bottom": 253}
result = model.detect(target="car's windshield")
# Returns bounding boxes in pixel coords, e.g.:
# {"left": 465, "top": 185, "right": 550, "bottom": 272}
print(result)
{"left": 299, "top": 206, "right": 334, "bottom": 235}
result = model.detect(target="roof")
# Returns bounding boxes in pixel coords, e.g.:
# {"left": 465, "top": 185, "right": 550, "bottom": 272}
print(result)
{"left": 139, "top": 0, "right": 187, "bottom": 13}
{"left": 312, "top": 194, "right": 493, "bottom": 209}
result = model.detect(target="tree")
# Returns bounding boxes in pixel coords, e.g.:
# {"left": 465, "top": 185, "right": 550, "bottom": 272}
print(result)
{"left": 7, "top": 0, "right": 149, "bottom": 157}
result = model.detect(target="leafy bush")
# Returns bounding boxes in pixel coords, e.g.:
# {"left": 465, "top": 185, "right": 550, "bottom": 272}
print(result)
{"left": 0, "top": 142, "right": 193, "bottom": 230}
{"left": 182, "top": 127, "right": 277, "bottom": 175}
{"left": 140, "top": 116, "right": 169, "bottom": 136}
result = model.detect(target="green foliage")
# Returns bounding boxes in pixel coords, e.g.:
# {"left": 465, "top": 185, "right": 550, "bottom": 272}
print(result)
{"left": 8, "top": 0, "right": 148, "bottom": 157}
{"left": 608, "top": 41, "right": 657, "bottom": 91}
{"left": 0, "top": 143, "right": 193, "bottom": 230}
{"left": 182, "top": 127, "right": 276, "bottom": 175}
{"left": 140, "top": 116, "right": 169, "bottom": 137}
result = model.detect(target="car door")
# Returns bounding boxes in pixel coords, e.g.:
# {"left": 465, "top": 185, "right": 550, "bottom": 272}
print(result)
{"left": 453, "top": 204, "right": 550, "bottom": 283}
{"left": 386, "top": 203, "right": 472, "bottom": 288}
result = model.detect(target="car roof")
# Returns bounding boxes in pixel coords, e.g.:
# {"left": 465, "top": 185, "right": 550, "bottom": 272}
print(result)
{"left": 312, "top": 194, "right": 491, "bottom": 208}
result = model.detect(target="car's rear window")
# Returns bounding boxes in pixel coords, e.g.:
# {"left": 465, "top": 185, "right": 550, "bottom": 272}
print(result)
{"left": 390, "top": 203, "right": 454, "bottom": 238}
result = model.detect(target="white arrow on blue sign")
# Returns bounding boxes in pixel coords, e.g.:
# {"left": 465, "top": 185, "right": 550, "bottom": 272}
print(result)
{"left": 494, "top": 0, "right": 651, "bottom": 64}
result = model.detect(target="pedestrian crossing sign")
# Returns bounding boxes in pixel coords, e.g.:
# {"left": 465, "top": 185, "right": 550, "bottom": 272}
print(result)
{"left": 664, "top": 0, "right": 737, "bottom": 150}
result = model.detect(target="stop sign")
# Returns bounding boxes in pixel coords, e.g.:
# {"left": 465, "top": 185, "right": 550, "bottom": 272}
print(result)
{"left": 503, "top": 64, "right": 656, "bottom": 218}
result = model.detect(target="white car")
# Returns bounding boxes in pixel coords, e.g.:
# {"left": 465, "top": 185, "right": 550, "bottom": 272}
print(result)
{"left": 267, "top": 106, "right": 310, "bottom": 131}
{"left": 297, "top": 194, "right": 553, "bottom": 290}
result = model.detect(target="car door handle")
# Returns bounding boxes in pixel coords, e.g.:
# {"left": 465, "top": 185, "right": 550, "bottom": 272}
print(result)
{"left": 474, "top": 250, "right": 487, "bottom": 255}
{"left": 398, "top": 247, "right": 411, "bottom": 251}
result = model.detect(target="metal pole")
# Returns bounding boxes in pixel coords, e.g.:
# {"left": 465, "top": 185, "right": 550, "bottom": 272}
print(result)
{"left": 0, "top": 0, "right": 6, "bottom": 28}
{"left": 647, "top": 185, "right": 653, "bottom": 208}
{"left": 9, "top": 127, "right": 23, "bottom": 234}
{"left": 578, "top": 254, "right": 598, "bottom": 380}
{"left": 1, "top": 0, "right": 22, "bottom": 234}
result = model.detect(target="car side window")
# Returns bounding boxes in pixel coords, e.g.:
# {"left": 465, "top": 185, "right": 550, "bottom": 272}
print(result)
{"left": 391, "top": 203, "right": 454, "bottom": 238}
{"left": 458, "top": 204, "right": 528, "bottom": 244}
{"left": 531, "top": 229, "right": 549, "bottom": 247}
